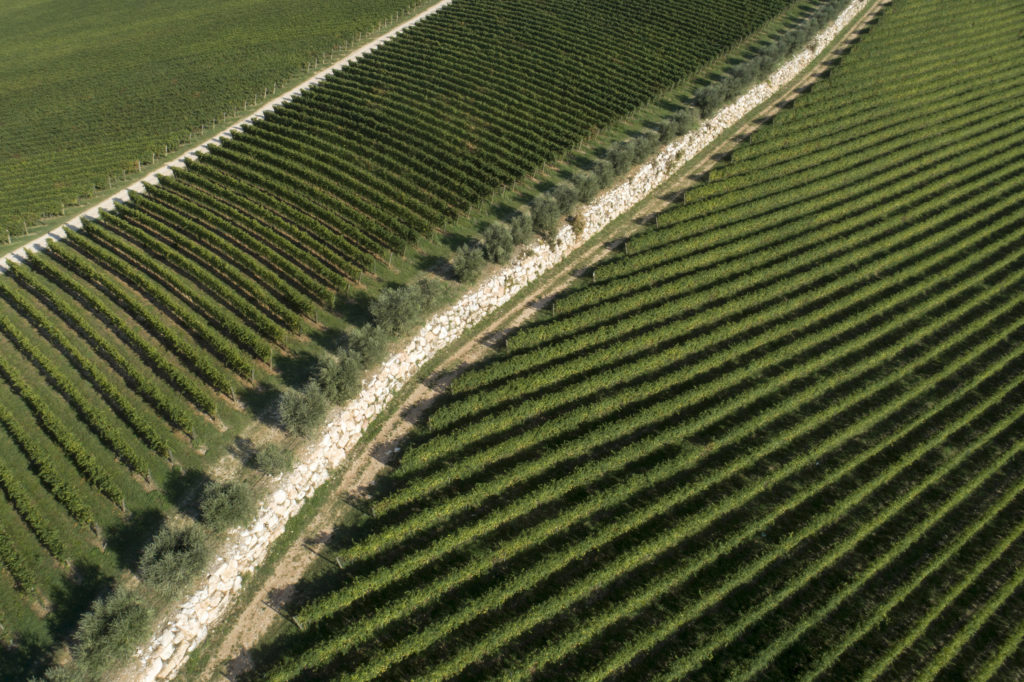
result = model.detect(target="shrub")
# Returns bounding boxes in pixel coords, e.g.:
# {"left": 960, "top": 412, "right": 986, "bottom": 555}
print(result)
{"left": 609, "top": 139, "right": 637, "bottom": 175}
{"left": 370, "top": 278, "right": 451, "bottom": 335}
{"left": 413, "top": 276, "right": 450, "bottom": 309}
{"left": 674, "top": 106, "right": 700, "bottom": 132}
{"left": 592, "top": 157, "right": 615, "bottom": 188}
{"left": 761, "top": 39, "right": 784, "bottom": 65}
{"left": 199, "top": 481, "right": 256, "bottom": 531}
{"left": 694, "top": 82, "right": 726, "bottom": 117}
{"left": 452, "top": 244, "right": 486, "bottom": 283}
{"left": 278, "top": 381, "right": 328, "bottom": 437}
{"left": 67, "top": 586, "right": 152, "bottom": 674}
{"left": 139, "top": 524, "right": 210, "bottom": 596}
{"left": 531, "top": 193, "right": 561, "bottom": 243}
{"left": 659, "top": 117, "right": 681, "bottom": 142}
{"left": 347, "top": 324, "right": 390, "bottom": 366}
{"left": 314, "top": 351, "right": 362, "bottom": 404}
{"left": 369, "top": 286, "right": 421, "bottom": 335}
{"left": 573, "top": 170, "right": 600, "bottom": 203}
{"left": 775, "top": 32, "right": 798, "bottom": 57}
{"left": 508, "top": 210, "right": 533, "bottom": 245}
{"left": 750, "top": 53, "right": 774, "bottom": 82}
{"left": 635, "top": 131, "right": 660, "bottom": 160}
{"left": 481, "top": 223, "right": 514, "bottom": 264}
{"left": 552, "top": 182, "right": 579, "bottom": 214}
{"left": 45, "top": 665, "right": 79, "bottom": 681}
{"left": 252, "top": 443, "right": 292, "bottom": 475}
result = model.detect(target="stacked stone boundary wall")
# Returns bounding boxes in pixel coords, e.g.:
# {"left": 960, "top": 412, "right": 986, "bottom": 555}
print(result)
{"left": 125, "top": 1, "right": 870, "bottom": 677}
{"left": 0, "top": 0, "right": 453, "bottom": 273}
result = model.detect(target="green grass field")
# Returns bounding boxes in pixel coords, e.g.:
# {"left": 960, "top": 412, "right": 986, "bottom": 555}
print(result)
{"left": 0, "top": 0, "right": 430, "bottom": 241}
{"left": 247, "top": 0, "right": 1024, "bottom": 678}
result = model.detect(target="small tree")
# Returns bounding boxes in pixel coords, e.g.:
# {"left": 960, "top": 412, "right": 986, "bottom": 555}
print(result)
{"left": 482, "top": 223, "right": 514, "bottom": 264}
{"left": 139, "top": 525, "right": 210, "bottom": 596}
{"left": 592, "top": 157, "right": 615, "bottom": 189}
{"left": 199, "top": 481, "right": 256, "bottom": 531}
{"left": 278, "top": 381, "right": 328, "bottom": 437}
{"left": 413, "top": 276, "right": 450, "bottom": 309}
{"left": 760, "top": 40, "right": 784, "bottom": 66}
{"left": 694, "top": 83, "right": 726, "bottom": 117}
{"left": 252, "top": 443, "right": 293, "bottom": 475}
{"left": 348, "top": 324, "right": 390, "bottom": 365}
{"left": 452, "top": 244, "right": 486, "bottom": 282}
{"left": 369, "top": 286, "right": 421, "bottom": 335}
{"left": 508, "top": 210, "right": 533, "bottom": 245}
{"left": 531, "top": 193, "right": 561, "bottom": 243}
{"left": 552, "top": 182, "right": 579, "bottom": 214}
{"left": 68, "top": 586, "right": 152, "bottom": 674}
{"left": 659, "top": 117, "right": 681, "bottom": 142}
{"left": 368, "top": 278, "right": 450, "bottom": 337}
{"left": 635, "top": 131, "right": 660, "bottom": 161}
{"left": 573, "top": 170, "right": 600, "bottom": 202}
{"left": 674, "top": 106, "right": 700, "bottom": 132}
{"left": 314, "top": 352, "right": 362, "bottom": 404}
{"left": 609, "top": 139, "right": 637, "bottom": 176}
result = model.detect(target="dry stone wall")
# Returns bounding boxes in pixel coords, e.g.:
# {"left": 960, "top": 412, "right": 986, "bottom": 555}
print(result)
{"left": 129, "top": 1, "right": 870, "bottom": 678}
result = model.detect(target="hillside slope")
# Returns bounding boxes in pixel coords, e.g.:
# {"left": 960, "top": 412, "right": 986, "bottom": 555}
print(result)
{"left": 248, "top": 0, "right": 1024, "bottom": 678}
{"left": 0, "top": 0, "right": 825, "bottom": 678}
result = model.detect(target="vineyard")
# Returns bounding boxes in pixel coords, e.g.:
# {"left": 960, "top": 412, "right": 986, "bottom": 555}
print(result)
{"left": 0, "top": 0, "right": 433, "bottom": 244}
{"left": 0, "top": 0, "right": 820, "bottom": 677}
{"left": 248, "top": 0, "right": 1024, "bottom": 678}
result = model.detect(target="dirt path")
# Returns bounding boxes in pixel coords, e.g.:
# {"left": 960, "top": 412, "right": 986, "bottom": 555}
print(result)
{"left": 198, "top": 3, "right": 886, "bottom": 678}
{"left": 202, "top": 456, "right": 388, "bottom": 680}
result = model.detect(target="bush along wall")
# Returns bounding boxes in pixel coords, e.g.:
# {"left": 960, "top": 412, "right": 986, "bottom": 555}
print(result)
{"left": 694, "top": 0, "right": 855, "bottom": 116}
{"left": 277, "top": 276, "right": 453, "bottom": 437}
{"left": 449, "top": 0, "right": 857, "bottom": 287}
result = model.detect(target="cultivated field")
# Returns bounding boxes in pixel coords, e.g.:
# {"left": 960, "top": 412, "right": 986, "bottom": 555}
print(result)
{"left": 247, "top": 0, "right": 1024, "bottom": 678}
{"left": 0, "top": 0, "right": 431, "bottom": 243}
{"left": 0, "top": 0, "right": 825, "bottom": 677}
